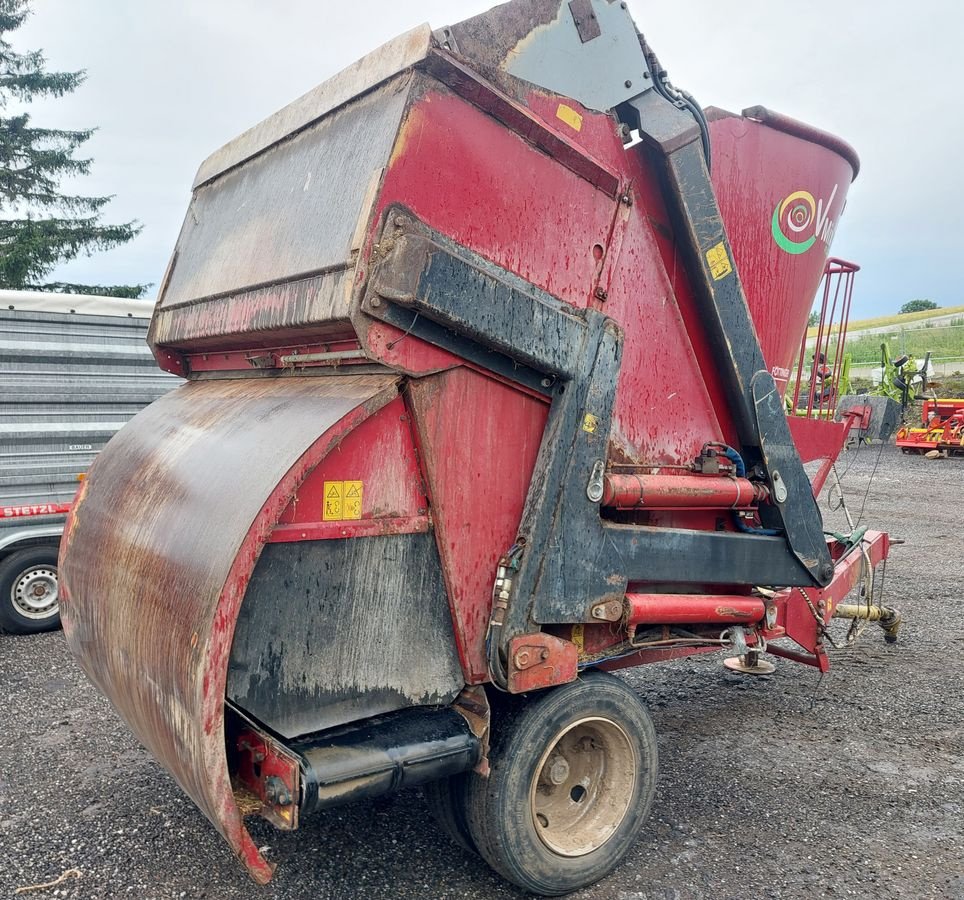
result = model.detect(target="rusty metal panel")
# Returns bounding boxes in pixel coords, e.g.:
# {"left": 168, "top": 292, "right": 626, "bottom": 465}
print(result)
{"left": 159, "top": 78, "right": 411, "bottom": 310}
{"left": 150, "top": 271, "right": 355, "bottom": 350}
{"left": 193, "top": 25, "right": 432, "bottom": 189}
{"left": 228, "top": 532, "right": 464, "bottom": 738}
{"left": 568, "top": 0, "right": 601, "bottom": 42}
{"left": 60, "top": 373, "right": 399, "bottom": 881}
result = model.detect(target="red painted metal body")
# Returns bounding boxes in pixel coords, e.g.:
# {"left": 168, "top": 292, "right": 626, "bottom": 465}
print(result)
{"left": 710, "top": 115, "right": 857, "bottom": 397}
{"left": 921, "top": 398, "right": 964, "bottom": 424}
{"left": 56, "top": 11, "right": 890, "bottom": 884}
{"left": 406, "top": 368, "right": 548, "bottom": 682}
{"left": 771, "top": 530, "right": 890, "bottom": 672}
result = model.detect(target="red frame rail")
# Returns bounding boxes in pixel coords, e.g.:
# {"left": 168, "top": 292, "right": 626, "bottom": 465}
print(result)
{"left": 792, "top": 257, "right": 859, "bottom": 419}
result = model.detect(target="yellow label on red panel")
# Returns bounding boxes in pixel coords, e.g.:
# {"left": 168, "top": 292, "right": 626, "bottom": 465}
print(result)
{"left": 323, "top": 480, "right": 362, "bottom": 521}
{"left": 343, "top": 481, "right": 363, "bottom": 520}
{"left": 323, "top": 481, "right": 343, "bottom": 521}
{"left": 706, "top": 241, "right": 733, "bottom": 281}
{"left": 556, "top": 103, "right": 583, "bottom": 132}
{"left": 571, "top": 624, "right": 585, "bottom": 654}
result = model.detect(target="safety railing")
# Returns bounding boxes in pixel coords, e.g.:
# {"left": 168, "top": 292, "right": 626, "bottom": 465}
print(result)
{"left": 791, "top": 258, "right": 859, "bottom": 419}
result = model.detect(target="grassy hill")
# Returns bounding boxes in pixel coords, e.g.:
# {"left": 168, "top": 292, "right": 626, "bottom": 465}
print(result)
{"left": 807, "top": 304, "right": 964, "bottom": 339}
{"left": 843, "top": 324, "right": 964, "bottom": 365}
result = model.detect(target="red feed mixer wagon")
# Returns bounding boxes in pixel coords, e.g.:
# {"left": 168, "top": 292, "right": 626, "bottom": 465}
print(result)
{"left": 59, "top": 1, "right": 900, "bottom": 894}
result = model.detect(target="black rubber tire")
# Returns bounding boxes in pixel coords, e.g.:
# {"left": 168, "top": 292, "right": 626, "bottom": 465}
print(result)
{"left": 0, "top": 546, "right": 62, "bottom": 635}
{"left": 423, "top": 774, "right": 477, "bottom": 854}
{"left": 463, "top": 671, "right": 658, "bottom": 896}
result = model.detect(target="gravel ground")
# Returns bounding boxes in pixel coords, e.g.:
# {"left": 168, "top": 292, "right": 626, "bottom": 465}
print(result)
{"left": 2, "top": 442, "right": 962, "bottom": 899}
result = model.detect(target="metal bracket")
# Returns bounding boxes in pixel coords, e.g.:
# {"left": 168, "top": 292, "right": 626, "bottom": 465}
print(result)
{"left": 506, "top": 633, "right": 578, "bottom": 693}
{"left": 590, "top": 600, "right": 623, "bottom": 622}
{"left": 586, "top": 459, "right": 605, "bottom": 502}
{"left": 568, "top": 0, "right": 602, "bottom": 43}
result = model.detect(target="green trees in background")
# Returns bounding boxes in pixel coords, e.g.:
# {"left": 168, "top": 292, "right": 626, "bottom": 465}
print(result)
{"left": 0, "top": 0, "right": 146, "bottom": 297}
{"left": 899, "top": 299, "right": 939, "bottom": 315}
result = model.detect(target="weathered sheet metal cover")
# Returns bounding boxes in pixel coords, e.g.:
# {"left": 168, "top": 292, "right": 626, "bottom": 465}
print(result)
{"left": 150, "top": 28, "right": 432, "bottom": 355}
{"left": 60, "top": 374, "right": 399, "bottom": 881}
{"left": 440, "top": 0, "right": 651, "bottom": 111}
{"left": 193, "top": 25, "right": 433, "bottom": 190}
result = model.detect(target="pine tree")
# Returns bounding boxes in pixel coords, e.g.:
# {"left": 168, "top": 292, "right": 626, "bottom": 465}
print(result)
{"left": 0, "top": 0, "right": 146, "bottom": 297}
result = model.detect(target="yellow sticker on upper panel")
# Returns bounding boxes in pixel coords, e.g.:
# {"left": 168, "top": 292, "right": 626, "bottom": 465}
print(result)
{"left": 556, "top": 103, "right": 584, "bottom": 132}
{"left": 582, "top": 413, "right": 599, "bottom": 434}
{"left": 706, "top": 241, "right": 733, "bottom": 281}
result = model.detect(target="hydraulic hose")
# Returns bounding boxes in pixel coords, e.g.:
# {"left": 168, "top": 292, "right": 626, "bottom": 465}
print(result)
{"left": 638, "top": 34, "right": 712, "bottom": 171}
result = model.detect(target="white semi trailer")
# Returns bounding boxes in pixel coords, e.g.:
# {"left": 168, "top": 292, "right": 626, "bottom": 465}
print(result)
{"left": 0, "top": 291, "right": 179, "bottom": 633}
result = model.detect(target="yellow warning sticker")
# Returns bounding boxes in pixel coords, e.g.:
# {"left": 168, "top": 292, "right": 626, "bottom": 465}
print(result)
{"left": 343, "top": 481, "right": 363, "bottom": 520}
{"left": 323, "top": 481, "right": 343, "bottom": 521}
{"left": 706, "top": 241, "right": 733, "bottom": 281}
{"left": 582, "top": 413, "right": 599, "bottom": 434}
{"left": 556, "top": 103, "right": 583, "bottom": 133}
{"left": 323, "top": 481, "right": 363, "bottom": 521}
{"left": 571, "top": 624, "right": 585, "bottom": 654}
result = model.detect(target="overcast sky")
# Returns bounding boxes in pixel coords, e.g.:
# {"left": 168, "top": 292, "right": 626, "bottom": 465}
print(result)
{"left": 12, "top": 0, "right": 962, "bottom": 317}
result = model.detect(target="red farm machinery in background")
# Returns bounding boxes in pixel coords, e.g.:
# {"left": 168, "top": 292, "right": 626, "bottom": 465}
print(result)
{"left": 896, "top": 398, "right": 964, "bottom": 455}
{"left": 59, "top": 1, "right": 901, "bottom": 894}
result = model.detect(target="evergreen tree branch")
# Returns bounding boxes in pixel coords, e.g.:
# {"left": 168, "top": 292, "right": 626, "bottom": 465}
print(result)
{"left": 0, "top": 0, "right": 143, "bottom": 297}
{"left": 39, "top": 280, "right": 150, "bottom": 298}
{"left": 0, "top": 216, "right": 142, "bottom": 287}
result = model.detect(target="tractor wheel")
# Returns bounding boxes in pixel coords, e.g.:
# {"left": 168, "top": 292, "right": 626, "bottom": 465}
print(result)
{"left": 423, "top": 775, "right": 477, "bottom": 854}
{"left": 0, "top": 546, "right": 62, "bottom": 634}
{"left": 463, "top": 670, "right": 657, "bottom": 896}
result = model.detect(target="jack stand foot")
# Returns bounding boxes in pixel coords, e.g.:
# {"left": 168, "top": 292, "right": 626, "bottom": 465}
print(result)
{"left": 723, "top": 651, "right": 775, "bottom": 675}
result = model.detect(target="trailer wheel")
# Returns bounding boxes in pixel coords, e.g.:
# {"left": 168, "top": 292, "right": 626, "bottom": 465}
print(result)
{"left": 464, "top": 670, "right": 657, "bottom": 896}
{"left": 0, "top": 547, "right": 62, "bottom": 635}
{"left": 423, "top": 775, "right": 476, "bottom": 854}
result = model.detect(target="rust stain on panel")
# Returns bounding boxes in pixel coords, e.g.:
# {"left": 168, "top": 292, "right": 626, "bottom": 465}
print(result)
{"left": 60, "top": 374, "right": 398, "bottom": 881}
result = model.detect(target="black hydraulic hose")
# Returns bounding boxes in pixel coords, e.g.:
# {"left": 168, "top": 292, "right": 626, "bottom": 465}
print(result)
{"left": 638, "top": 33, "right": 712, "bottom": 172}
{"left": 486, "top": 543, "right": 523, "bottom": 691}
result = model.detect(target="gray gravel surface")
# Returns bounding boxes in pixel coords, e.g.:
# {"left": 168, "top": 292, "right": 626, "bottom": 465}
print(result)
{"left": 2, "top": 443, "right": 962, "bottom": 899}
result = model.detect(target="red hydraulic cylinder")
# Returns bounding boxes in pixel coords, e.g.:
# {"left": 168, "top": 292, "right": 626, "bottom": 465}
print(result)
{"left": 625, "top": 593, "right": 766, "bottom": 625}
{"left": 601, "top": 474, "right": 769, "bottom": 510}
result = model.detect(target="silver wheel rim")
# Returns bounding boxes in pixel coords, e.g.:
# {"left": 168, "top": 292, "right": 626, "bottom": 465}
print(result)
{"left": 12, "top": 566, "right": 59, "bottom": 620}
{"left": 529, "top": 716, "right": 638, "bottom": 857}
